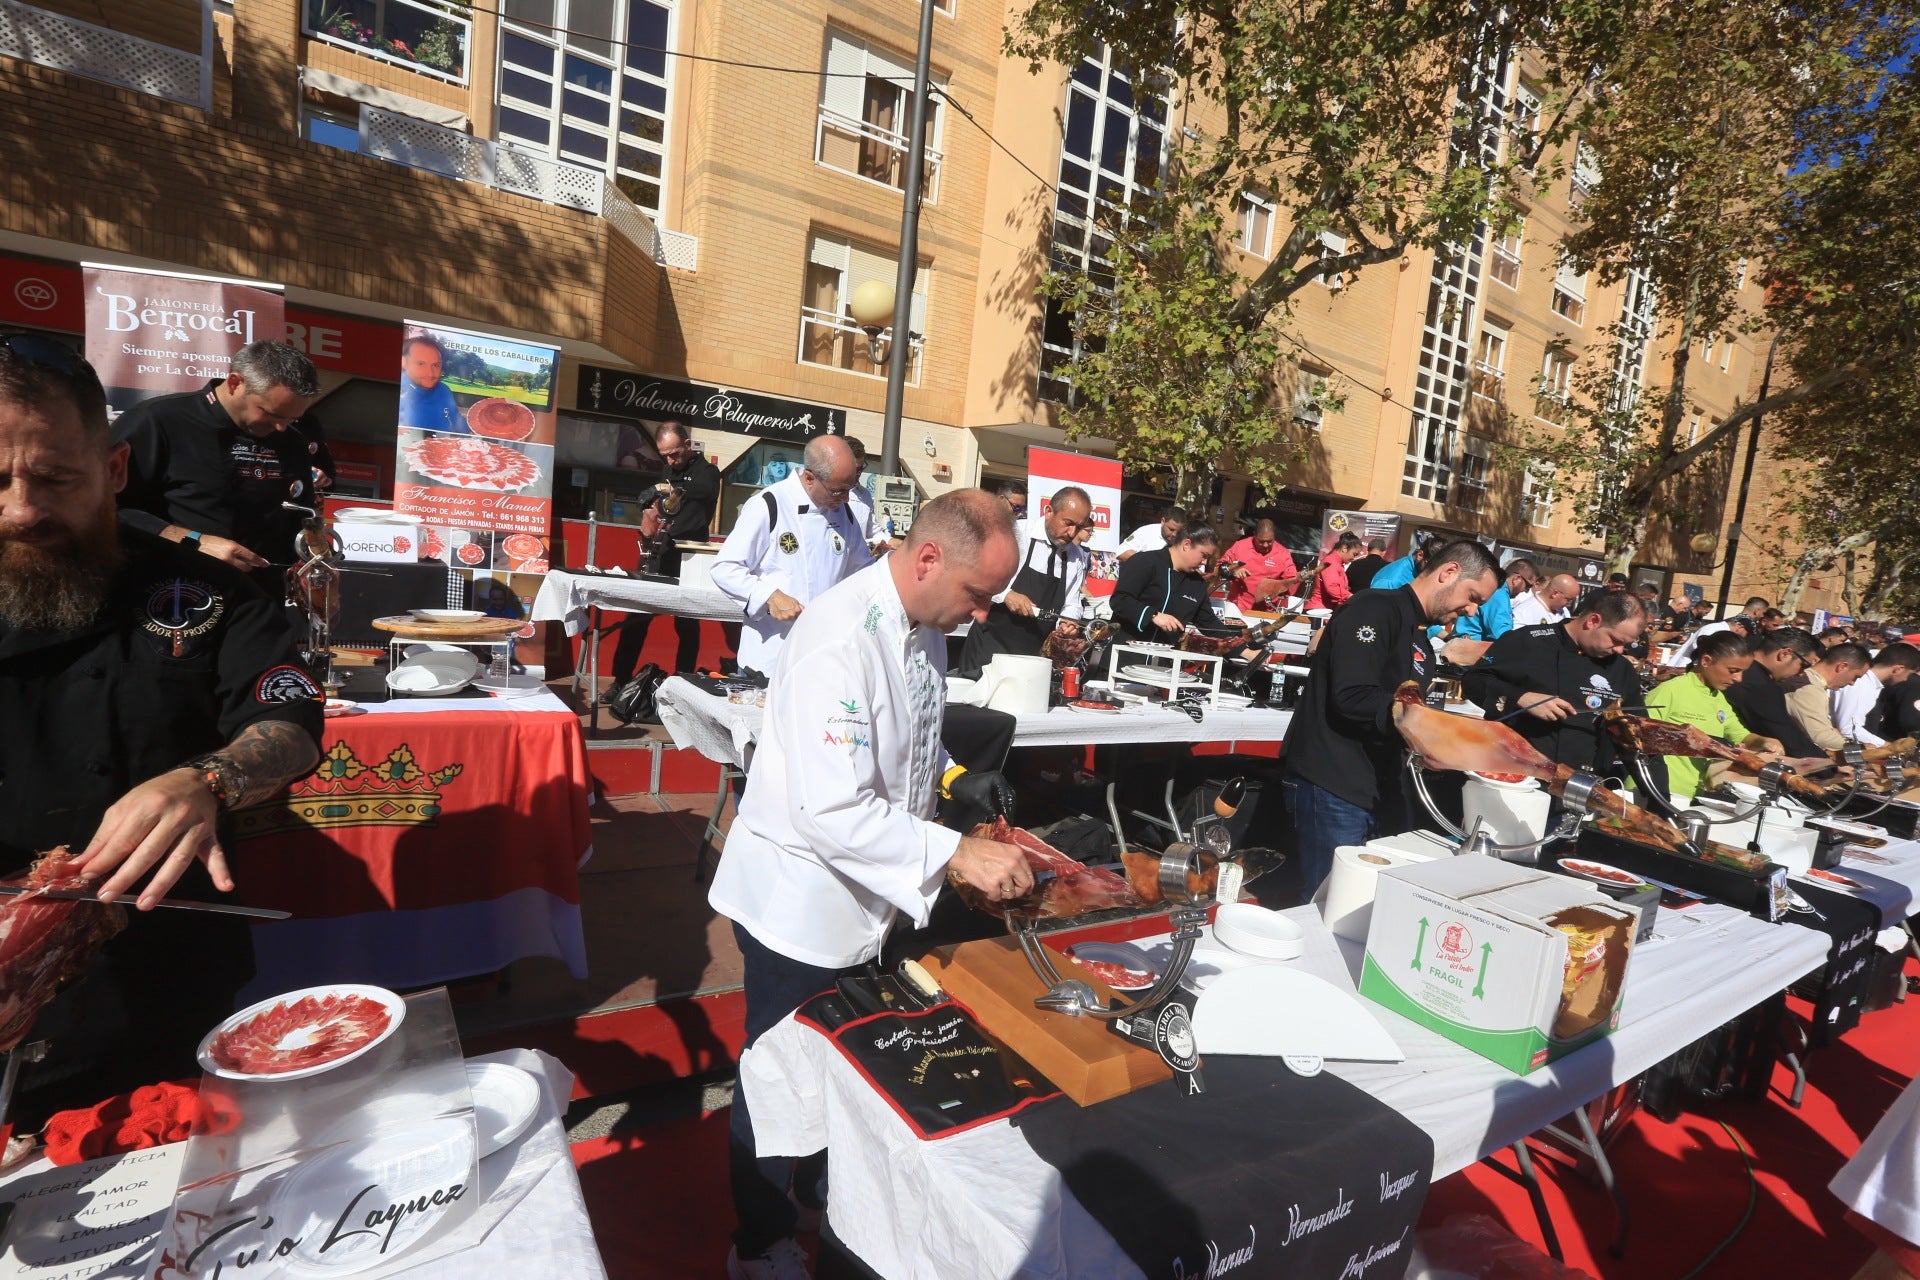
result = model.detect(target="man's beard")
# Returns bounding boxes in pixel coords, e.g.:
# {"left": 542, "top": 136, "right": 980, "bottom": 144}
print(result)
{"left": 0, "top": 505, "right": 123, "bottom": 632}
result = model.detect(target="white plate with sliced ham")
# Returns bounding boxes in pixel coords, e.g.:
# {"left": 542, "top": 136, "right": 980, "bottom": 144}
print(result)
{"left": 198, "top": 984, "right": 406, "bottom": 1081}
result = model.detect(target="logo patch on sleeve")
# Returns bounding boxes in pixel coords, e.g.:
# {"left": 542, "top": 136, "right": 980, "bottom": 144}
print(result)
{"left": 256, "top": 664, "right": 322, "bottom": 705}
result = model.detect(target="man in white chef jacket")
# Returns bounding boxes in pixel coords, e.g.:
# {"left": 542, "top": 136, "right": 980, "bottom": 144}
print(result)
{"left": 710, "top": 489, "right": 1032, "bottom": 1280}
{"left": 711, "top": 434, "right": 873, "bottom": 677}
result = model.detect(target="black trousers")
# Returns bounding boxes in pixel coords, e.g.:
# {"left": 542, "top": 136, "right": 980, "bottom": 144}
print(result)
{"left": 611, "top": 612, "right": 704, "bottom": 679}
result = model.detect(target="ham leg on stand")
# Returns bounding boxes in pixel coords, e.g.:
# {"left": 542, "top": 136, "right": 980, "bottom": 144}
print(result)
{"left": 0, "top": 849, "right": 126, "bottom": 1052}
{"left": 947, "top": 818, "right": 1142, "bottom": 921}
{"left": 1600, "top": 707, "right": 1829, "bottom": 801}
{"left": 1391, "top": 683, "right": 1691, "bottom": 852}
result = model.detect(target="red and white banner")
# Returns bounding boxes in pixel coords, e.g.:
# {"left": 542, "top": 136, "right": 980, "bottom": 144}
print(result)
{"left": 1026, "top": 446, "right": 1123, "bottom": 553}
{"left": 82, "top": 265, "right": 284, "bottom": 417}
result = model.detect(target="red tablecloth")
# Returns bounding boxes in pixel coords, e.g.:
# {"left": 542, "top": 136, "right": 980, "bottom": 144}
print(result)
{"left": 228, "top": 708, "right": 592, "bottom": 1000}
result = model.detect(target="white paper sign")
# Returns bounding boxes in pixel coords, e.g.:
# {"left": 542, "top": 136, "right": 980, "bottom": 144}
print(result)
{"left": 0, "top": 1144, "right": 186, "bottom": 1280}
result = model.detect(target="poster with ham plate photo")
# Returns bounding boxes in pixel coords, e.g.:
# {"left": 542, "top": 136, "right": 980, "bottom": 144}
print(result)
{"left": 392, "top": 321, "right": 559, "bottom": 579}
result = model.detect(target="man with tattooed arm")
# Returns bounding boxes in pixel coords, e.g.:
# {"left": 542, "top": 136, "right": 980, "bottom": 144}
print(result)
{"left": 0, "top": 336, "right": 322, "bottom": 1117}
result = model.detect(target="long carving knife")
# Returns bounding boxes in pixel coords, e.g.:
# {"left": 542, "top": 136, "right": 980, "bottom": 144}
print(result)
{"left": 0, "top": 886, "right": 291, "bottom": 920}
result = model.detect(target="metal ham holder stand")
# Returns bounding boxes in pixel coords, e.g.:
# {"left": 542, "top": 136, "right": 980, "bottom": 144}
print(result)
{"left": 283, "top": 501, "right": 391, "bottom": 696}
{"left": 1404, "top": 755, "right": 1611, "bottom": 863}
{"left": 1631, "top": 746, "right": 1867, "bottom": 851}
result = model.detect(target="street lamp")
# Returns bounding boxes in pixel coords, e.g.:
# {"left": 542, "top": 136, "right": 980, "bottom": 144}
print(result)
{"left": 849, "top": 280, "right": 896, "bottom": 367}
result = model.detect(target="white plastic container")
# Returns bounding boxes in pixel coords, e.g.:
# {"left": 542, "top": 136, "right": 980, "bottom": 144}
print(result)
{"left": 677, "top": 541, "right": 719, "bottom": 590}
{"left": 978, "top": 653, "right": 1051, "bottom": 716}
{"left": 1461, "top": 771, "right": 1553, "bottom": 846}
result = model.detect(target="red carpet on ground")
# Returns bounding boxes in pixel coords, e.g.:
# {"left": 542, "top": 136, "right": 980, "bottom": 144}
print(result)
{"left": 572, "top": 967, "right": 1920, "bottom": 1279}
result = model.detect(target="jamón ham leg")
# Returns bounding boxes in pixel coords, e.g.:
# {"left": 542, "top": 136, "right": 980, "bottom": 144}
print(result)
{"left": 1601, "top": 708, "right": 1829, "bottom": 800}
{"left": 1391, "top": 683, "right": 1692, "bottom": 851}
{"left": 947, "top": 818, "right": 1142, "bottom": 921}
{"left": 0, "top": 850, "right": 125, "bottom": 1051}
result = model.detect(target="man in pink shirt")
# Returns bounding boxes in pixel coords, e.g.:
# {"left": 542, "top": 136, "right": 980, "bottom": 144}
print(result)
{"left": 1305, "top": 532, "right": 1365, "bottom": 611}
{"left": 1222, "top": 519, "right": 1300, "bottom": 612}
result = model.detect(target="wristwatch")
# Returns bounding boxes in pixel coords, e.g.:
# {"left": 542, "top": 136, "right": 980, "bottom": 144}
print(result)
{"left": 181, "top": 530, "right": 203, "bottom": 550}
{"left": 181, "top": 753, "right": 248, "bottom": 812}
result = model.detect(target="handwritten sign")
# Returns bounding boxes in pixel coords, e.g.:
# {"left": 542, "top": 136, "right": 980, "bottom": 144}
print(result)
{"left": 0, "top": 1144, "right": 185, "bottom": 1280}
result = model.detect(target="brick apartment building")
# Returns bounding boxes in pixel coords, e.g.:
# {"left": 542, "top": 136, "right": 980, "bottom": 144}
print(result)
{"left": 0, "top": 0, "right": 1763, "bottom": 595}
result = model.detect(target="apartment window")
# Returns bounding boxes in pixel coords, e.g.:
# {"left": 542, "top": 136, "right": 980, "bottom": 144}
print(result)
{"left": 1721, "top": 337, "right": 1733, "bottom": 372}
{"left": 302, "top": 105, "right": 362, "bottom": 154}
{"left": 1686, "top": 412, "right": 1702, "bottom": 446}
{"left": 1551, "top": 253, "right": 1587, "bottom": 325}
{"left": 1489, "top": 219, "right": 1523, "bottom": 289}
{"left": 1236, "top": 193, "right": 1274, "bottom": 258}
{"left": 304, "top": 0, "right": 471, "bottom": 83}
{"left": 1041, "top": 45, "right": 1171, "bottom": 401}
{"left": 1510, "top": 81, "right": 1541, "bottom": 169}
{"left": 1473, "top": 320, "right": 1507, "bottom": 401}
{"left": 1537, "top": 348, "right": 1574, "bottom": 421}
{"left": 1317, "top": 230, "right": 1348, "bottom": 289}
{"left": 1520, "top": 464, "right": 1554, "bottom": 528}
{"left": 818, "top": 30, "right": 945, "bottom": 200}
{"left": 1455, "top": 433, "right": 1492, "bottom": 514}
{"left": 1734, "top": 259, "right": 1748, "bottom": 291}
{"left": 497, "top": 0, "right": 677, "bottom": 217}
{"left": 800, "top": 232, "right": 927, "bottom": 385}
{"left": 1569, "top": 142, "right": 1600, "bottom": 209}
{"left": 1293, "top": 364, "right": 1330, "bottom": 430}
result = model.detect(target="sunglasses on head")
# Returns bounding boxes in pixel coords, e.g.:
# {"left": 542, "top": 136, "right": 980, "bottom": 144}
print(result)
{"left": 0, "top": 333, "right": 103, "bottom": 390}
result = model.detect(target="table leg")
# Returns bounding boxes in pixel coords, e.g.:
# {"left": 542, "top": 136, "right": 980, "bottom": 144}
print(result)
{"left": 695, "top": 765, "right": 737, "bottom": 883}
{"left": 585, "top": 604, "right": 601, "bottom": 741}
{"left": 1482, "top": 1140, "right": 1564, "bottom": 1262}
{"left": 1542, "top": 1106, "right": 1630, "bottom": 1257}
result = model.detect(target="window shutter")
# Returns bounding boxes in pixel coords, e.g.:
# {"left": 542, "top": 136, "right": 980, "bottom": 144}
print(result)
{"left": 822, "top": 32, "right": 865, "bottom": 120}
{"left": 810, "top": 233, "right": 851, "bottom": 273}
{"left": 1554, "top": 253, "right": 1587, "bottom": 299}
{"left": 910, "top": 264, "right": 929, "bottom": 334}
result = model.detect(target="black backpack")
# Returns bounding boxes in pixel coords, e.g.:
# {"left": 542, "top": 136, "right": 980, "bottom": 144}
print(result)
{"left": 607, "top": 663, "right": 667, "bottom": 724}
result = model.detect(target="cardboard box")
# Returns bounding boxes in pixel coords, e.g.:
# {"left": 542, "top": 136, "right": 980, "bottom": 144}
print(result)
{"left": 336, "top": 521, "right": 420, "bottom": 564}
{"left": 1359, "top": 855, "right": 1637, "bottom": 1074}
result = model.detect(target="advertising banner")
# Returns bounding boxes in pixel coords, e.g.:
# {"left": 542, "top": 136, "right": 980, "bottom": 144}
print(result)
{"left": 1026, "top": 446, "right": 1124, "bottom": 599}
{"left": 392, "top": 320, "right": 560, "bottom": 577}
{"left": 1317, "top": 510, "right": 1402, "bottom": 559}
{"left": 82, "top": 265, "right": 284, "bottom": 418}
{"left": 575, "top": 362, "right": 846, "bottom": 442}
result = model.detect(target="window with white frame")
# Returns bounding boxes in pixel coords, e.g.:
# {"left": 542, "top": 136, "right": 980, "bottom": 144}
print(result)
{"left": 305, "top": 0, "right": 471, "bottom": 83}
{"left": 1551, "top": 252, "right": 1587, "bottom": 324}
{"left": 1236, "top": 193, "right": 1274, "bottom": 258}
{"left": 800, "top": 232, "right": 928, "bottom": 384}
{"left": 1489, "top": 217, "right": 1523, "bottom": 289}
{"left": 1510, "top": 80, "right": 1542, "bottom": 170}
{"left": 1734, "top": 258, "right": 1748, "bottom": 291}
{"left": 1455, "top": 433, "right": 1493, "bottom": 513}
{"left": 818, "top": 30, "right": 946, "bottom": 200}
{"left": 1569, "top": 142, "right": 1600, "bottom": 209}
{"left": 1041, "top": 45, "right": 1171, "bottom": 402}
{"left": 1520, "top": 463, "right": 1555, "bottom": 528}
{"left": 1473, "top": 320, "right": 1507, "bottom": 400}
{"left": 1720, "top": 336, "right": 1733, "bottom": 372}
{"left": 1316, "top": 229, "right": 1348, "bottom": 289}
{"left": 1700, "top": 333, "right": 1715, "bottom": 363}
{"left": 302, "top": 104, "right": 361, "bottom": 154}
{"left": 1686, "top": 411, "right": 1702, "bottom": 446}
{"left": 496, "top": 0, "right": 676, "bottom": 217}
{"left": 1293, "top": 364, "right": 1330, "bottom": 429}
{"left": 1538, "top": 348, "right": 1574, "bottom": 417}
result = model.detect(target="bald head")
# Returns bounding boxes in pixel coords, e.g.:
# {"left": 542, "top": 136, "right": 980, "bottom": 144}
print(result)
{"left": 1542, "top": 574, "right": 1579, "bottom": 612}
{"left": 1252, "top": 519, "right": 1276, "bottom": 550}
{"left": 800, "top": 434, "right": 860, "bottom": 511}
{"left": 891, "top": 489, "right": 1020, "bottom": 631}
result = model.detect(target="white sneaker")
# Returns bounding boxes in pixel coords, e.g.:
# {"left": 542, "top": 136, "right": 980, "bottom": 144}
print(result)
{"left": 727, "top": 1237, "right": 812, "bottom": 1280}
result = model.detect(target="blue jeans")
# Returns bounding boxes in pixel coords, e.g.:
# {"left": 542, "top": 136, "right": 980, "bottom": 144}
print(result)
{"left": 730, "top": 922, "right": 847, "bottom": 1257}
{"left": 1287, "top": 778, "right": 1377, "bottom": 897}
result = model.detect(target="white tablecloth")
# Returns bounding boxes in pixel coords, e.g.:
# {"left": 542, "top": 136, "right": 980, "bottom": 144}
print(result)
{"left": 0, "top": 1049, "right": 604, "bottom": 1280}
{"left": 532, "top": 569, "right": 742, "bottom": 636}
{"left": 655, "top": 675, "right": 1294, "bottom": 771}
{"left": 356, "top": 686, "right": 574, "bottom": 715}
{"left": 741, "top": 901, "right": 1828, "bottom": 1279}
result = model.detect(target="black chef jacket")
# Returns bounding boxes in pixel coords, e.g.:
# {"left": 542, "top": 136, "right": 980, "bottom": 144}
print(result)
{"left": 648, "top": 452, "right": 721, "bottom": 575}
{"left": 1346, "top": 553, "right": 1387, "bottom": 594}
{"left": 1868, "top": 674, "right": 1920, "bottom": 742}
{"left": 1725, "top": 663, "right": 1823, "bottom": 758}
{"left": 1283, "top": 586, "right": 1433, "bottom": 811}
{"left": 1461, "top": 623, "right": 1642, "bottom": 772}
{"left": 0, "top": 530, "right": 323, "bottom": 1114}
{"left": 1111, "top": 548, "right": 1235, "bottom": 643}
{"left": 112, "top": 382, "right": 325, "bottom": 565}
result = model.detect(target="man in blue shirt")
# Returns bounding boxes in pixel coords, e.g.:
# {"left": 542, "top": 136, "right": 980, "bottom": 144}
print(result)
{"left": 1454, "top": 556, "right": 1538, "bottom": 642}
{"left": 397, "top": 333, "right": 468, "bottom": 435}
{"left": 1369, "top": 532, "right": 1436, "bottom": 592}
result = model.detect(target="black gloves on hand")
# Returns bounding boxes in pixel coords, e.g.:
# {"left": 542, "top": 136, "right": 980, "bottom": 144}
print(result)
{"left": 942, "top": 769, "right": 1016, "bottom": 831}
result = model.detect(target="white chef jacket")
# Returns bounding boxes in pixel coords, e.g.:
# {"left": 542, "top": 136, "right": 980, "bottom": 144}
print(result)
{"left": 708, "top": 559, "right": 960, "bottom": 968}
{"left": 1832, "top": 1073, "right": 1920, "bottom": 1246}
{"left": 1508, "top": 590, "right": 1568, "bottom": 630}
{"left": 848, "top": 484, "right": 886, "bottom": 546}
{"left": 1663, "top": 619, "right": 1733, "bottom": 668}
{"left": 710, "top": 473, "right": 873, "bottom": 675}
{"left": 1834, "top": 668, "right": 1888, "bottom": 746}
{"left": 990, "top": 514, "right": 1088, "bottom": 619}
{"left": 1117, "top": 523, "right": 1170, "bottom": 557}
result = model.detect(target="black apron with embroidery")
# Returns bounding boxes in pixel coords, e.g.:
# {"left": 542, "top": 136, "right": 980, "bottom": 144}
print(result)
{"left": 958, "top": 535, "right": 1068, "bottom": 678}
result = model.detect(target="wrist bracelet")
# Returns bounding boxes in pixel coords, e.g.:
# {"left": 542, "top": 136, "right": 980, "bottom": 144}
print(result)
{"left": 940, "top": 764, "right": 968, "bottom": 800}
{"left": 181, "top": 753, "right": 248, "bottom": 812}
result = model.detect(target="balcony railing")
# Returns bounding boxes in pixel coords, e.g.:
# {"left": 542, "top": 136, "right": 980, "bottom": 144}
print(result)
{"left": 0, "top": 0, "right": 205, "bottom": 108}
{"left": 305, "top": 0, "right": 470, "bottom": 84}
{"left": 798, "top": 307, "right": 923, "bottom": 386}
{"left": 356, "top": 105, "right": 698, "bottom": 270}
{"left": 816, "top": 109, "right": 942, "bottom": 202}
{"left": 1533, "top": 390, "right": 1572, "bottom": 425}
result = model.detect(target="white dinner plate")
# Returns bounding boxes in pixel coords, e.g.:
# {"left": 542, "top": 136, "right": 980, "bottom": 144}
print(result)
{"left": 466, "top": 1061, "right": 542, "bottom": 1158}
{"left": 268, "top": 1111, "right": 474, "bottom": 1272}
{"left": 1118, "top": 663, "right": 1205, "bottom": 685}
{"left": 410, "top": 608, "right": 485, "bottom": 623}
{"left": 387, "top": 665, "right": 473, "bottom": 695}
{"left": 197, "top": 984, "right": 406, "bottom": 1082}
{"left": 323, "top": 698, "right": 359, "bottom": 718}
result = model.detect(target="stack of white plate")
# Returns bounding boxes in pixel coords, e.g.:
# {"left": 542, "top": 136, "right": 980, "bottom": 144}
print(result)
{"left": 387, "top": 647, "right": 479, "bottom": 695}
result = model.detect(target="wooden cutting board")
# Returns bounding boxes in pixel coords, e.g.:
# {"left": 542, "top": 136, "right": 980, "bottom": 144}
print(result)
{"left": 371, "top": 614, "right": 525, "bottom": 639}
{"left": 921, "top": 935, "right": 1172, "bottom": 1106}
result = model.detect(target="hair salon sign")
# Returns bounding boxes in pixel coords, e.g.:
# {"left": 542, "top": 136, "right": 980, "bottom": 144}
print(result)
{"left": 575, "top": 364, "right": 846, "bottom": 443}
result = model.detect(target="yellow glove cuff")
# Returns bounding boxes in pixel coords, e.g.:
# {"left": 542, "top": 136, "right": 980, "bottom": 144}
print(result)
{"left": 940, "top": 764, "right": 968, "bottom": 800}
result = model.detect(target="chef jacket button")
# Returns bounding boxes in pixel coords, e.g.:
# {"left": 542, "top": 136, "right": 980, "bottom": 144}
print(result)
{"left": 82, "top": 665, "right": 105, "bottom": 678}
{"left": 86, "top": 761, "right": 109, "bottom": 775}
